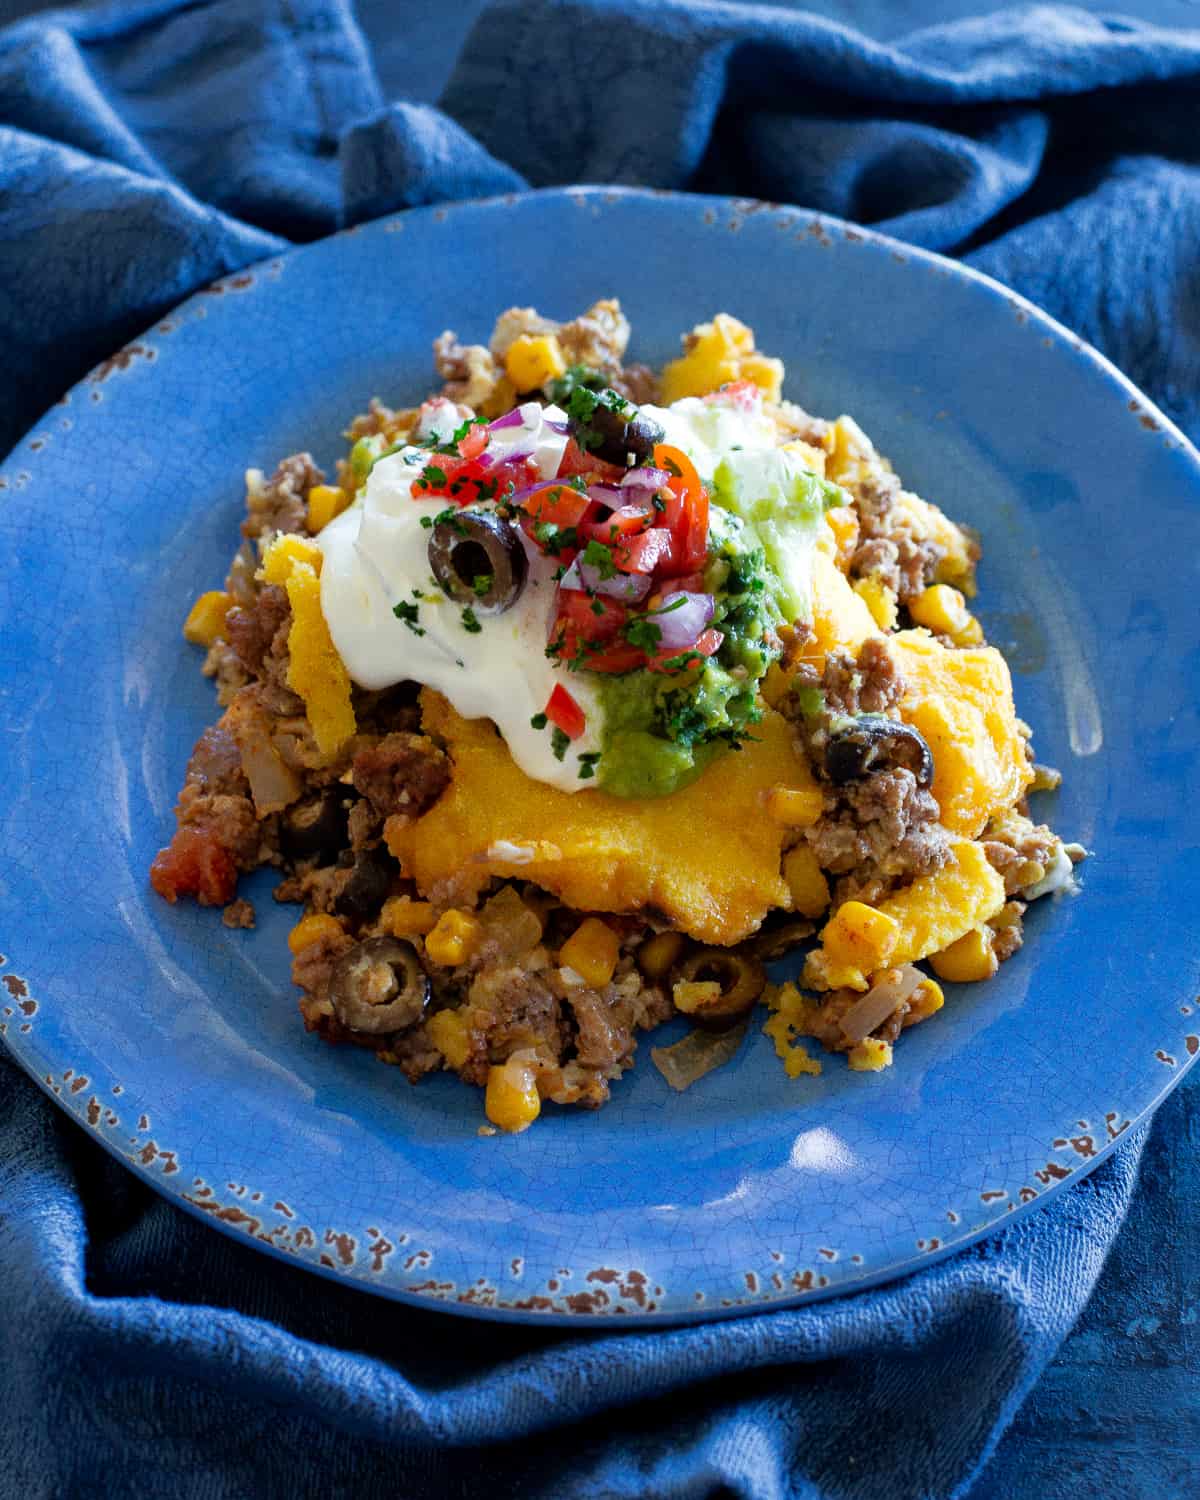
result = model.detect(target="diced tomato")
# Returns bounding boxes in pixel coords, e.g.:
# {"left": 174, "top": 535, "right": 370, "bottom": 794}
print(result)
{"left": 556, "top": 437, "right": 626, "bottom": 483}
{"left": 646, "top": 627, "right": 725, "bottom": 675}
{"left": 457, "top": 423, "right": 489, "bottom": 461}
{"left": 652, "top": 442, "right": 711, "bottom": 575}
{"left": 613, "top": 526, "right": 676, "bottom": 575}
{"left": 653, "top": 442, "right": 703, "bottom": 501}
{"left": 545, "top": 683, "right": 587, "bottom": 740}
{"left": 579, "top": 503, "right": 655, "bottom": 544}
{"left": 549, "top": 591, "right": 646, "bottom": 675}
{"left": 578, "top": 641, "right": 648, "bottom": 674}
{"left": 414, "top": 453, "right": 538, "bottom": 507}
{"left": 519, "top": 481, "right": 592, "bottom": 531}
{"left": 555, "top": 589, "right": 626, "bottom": 639}
{"left": 149, "top": 826, "right": 238, "bottom": 906}
{"left": 674, "top": 485, "right": 710, "bottom": 574}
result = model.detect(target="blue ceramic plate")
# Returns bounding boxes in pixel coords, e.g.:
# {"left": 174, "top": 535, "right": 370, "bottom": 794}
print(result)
{"left": 2, "top": 188, "right": 1198, "bottom": 1323}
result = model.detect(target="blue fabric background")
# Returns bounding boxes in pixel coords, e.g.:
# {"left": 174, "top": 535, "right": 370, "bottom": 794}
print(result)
{"left": 1, "top": 2, "right": 1197, "bottom": 1495}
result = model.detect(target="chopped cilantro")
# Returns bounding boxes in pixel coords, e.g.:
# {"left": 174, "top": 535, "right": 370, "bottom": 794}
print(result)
{"left": 420, "top": 464, "right": 447, "bottom": 488}
{"left": 534, "top": 521, "right": 578, "bottom": 556}
{"left": 551, "top": 727, "right": 570, "bottom": 762}
{"left": 431, "top": 506, "right": 469, "bottom": 535}
{"left": 530, "top": 712, "right": 548, "bottom": 730}
{"left": 392, "top": 600, "right": 425, "bottom": 636}
{"left": 419, "top": 515, "right": 434, "bottom": 529}
{"left": 460, "top": 606, "right": 482, "bottom": 634}
{"left": 623, "top": 615, "right": 662, "bottom": 652}
{"left": 577, "top": 751, "right": 601, "bottom": 780}
{"left": 590, "top": 599, "right": 606, "bottom": 616}
{"left": 419, "top": 415, "right": 488, "bottom": 456}
{"left": 472, "top": 573, "right": 494, "bottom": 598}
{"left": 581, "top": 538, "right": 617, "bottom": 580}
{"left": 545, "top": 363, "right": 606, "bottom": 405}
{"left": 564, "top": 384, "right": 629, "bottom": 452}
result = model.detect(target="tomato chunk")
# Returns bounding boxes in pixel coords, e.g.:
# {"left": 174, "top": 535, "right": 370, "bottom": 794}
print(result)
{"left": 556, "top": 437, "right": 626, "bottom": 483}
{"left": 520, "top": 481, "right": 591, "bottom": 531}
{"left": 150, "top": 826, "right": 238, "bottom": 906}
{"left": 415, "top": 454, "right": 537, "bottom": 506}
{"left": 457, "top": 423, "right": 489, "bottom": 460}
{"left": 652, "top": 442, "right": 710, "bottom": 575}
{"left": 545, "top": 683, "right": 586, "bottom": 740}
{"left": 549, "top": 591, "right": 646, "bottom": 674}
{"left": 580, "top": 504, "right": 655, "bottom": 544}
{"left": 614, "top": 527, "right": 676, "bottom": 575}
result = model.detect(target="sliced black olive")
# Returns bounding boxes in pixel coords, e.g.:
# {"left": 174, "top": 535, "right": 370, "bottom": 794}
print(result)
{"left": 333, "top": 843, "right": 396, "bottom": 922}
{"left": 673, "top": 949, "right": 767, "bottom": 1031}
{"left": 428, "top": 510, "right": 527, "bottom": 613}
{"left": 280, "top": 790, "right": 350, "bottom": 862}
{"left": 824, "top": 715, "right": 934, "bottom": 788}
{"left": 749, "top": 917, "right": 817, "bottom": 963}
{"left": 569, "top": 394, "right": 665, "bottom": 467}
{"left": 329, "top": 936, "right": 430, "bottom": 1035}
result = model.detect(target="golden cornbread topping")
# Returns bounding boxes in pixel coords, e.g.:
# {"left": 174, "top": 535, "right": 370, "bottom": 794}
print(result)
{"left": 155, "top": 301, "right": 1082, "bottom": 1133}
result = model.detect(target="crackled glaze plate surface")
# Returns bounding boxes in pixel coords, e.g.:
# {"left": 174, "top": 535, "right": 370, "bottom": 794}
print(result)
{"left": 2, "top": 188, "right": 1198, "bottom": 1323}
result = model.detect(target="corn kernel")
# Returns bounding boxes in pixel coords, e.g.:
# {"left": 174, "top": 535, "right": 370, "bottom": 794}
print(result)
{"left": 904, "top": 978, "right": 945, "bottom": 1025}
{"left": 182, "top": 590, "right": 231, "bottom": 647}
{"left": 427, "top": 1008, "right": 471, "bottom": 1070}
{"left": 504, "top": 333, "right": 567, "bottom": 393}
{"left": 559, "top": 917, "right": 621, "bottom": 989}
{"left": 822, "top": 901, "right": 900, "bottom": 972}
{"left": 954, "top": 613, "right": 984, "bottom": 646}
{"left": 259, "top": 532, "right": 323, "bottom": 584}
{"left": 821, "top": 505, "right": 859, "bottom": 570}
{"left": 853, "top": 575, "right": 898, "bottom": 631}
{"left": 306, "top": 483, "right": 349, "bottom": 533}
{"left": 930, "top": 926, "right": 999, "bottom": 983}
{"left": 485, "top": 1059, "right": 541, "bottom": 1133}
{"left": 782, "top": 845, "right": 831, "bottom": 918}
{"left": 847, "top": 1037, "right": 894, "bottom": 1072}
{"left": 381, "top": 897, "right": 437, "bottom": 938}
{"left": 425, "top": 909, "right": 483, "bottom": 968}
{"left": 909, "top": 584, "right": 969, "bottom": 637}
{"left": 638, "top": 930, "right": 685, "bottom": 980}
{"left": 672, "top": 979, "right": 722, "bottom": 1015}
{"left": 764, "top": 785, "right": 825, "bottom": 828}
{"left": 287, "top": 912, "right": 344, "bottom": 954}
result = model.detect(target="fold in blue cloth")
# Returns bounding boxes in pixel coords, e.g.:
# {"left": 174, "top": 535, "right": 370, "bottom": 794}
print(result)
{"left": 1, "top": 2, "right": 1198, "bottom": 1496}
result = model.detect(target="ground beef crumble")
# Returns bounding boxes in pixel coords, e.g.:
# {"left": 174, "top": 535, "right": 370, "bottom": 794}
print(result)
{"left": 351, "top": 733, "right": 450, "bottom": 820}
{"left": 787, "top": 637, "right": 952, "bottom": 904}
{"left": 241, "top": 453, "right": 322, "bottom": 541}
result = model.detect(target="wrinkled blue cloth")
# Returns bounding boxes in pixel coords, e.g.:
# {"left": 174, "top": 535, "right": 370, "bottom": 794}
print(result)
{"left": 1, "top": 2, "right": 1198, "bottom": 1497}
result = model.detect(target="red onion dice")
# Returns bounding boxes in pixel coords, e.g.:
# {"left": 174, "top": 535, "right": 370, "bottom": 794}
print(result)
{"left": 653, "top": 591, "right": 716, "bottom": 650}
{"left": 559, "top": 564, "right": 653, "bottom": 603}
{"left": 488, "top": 408, "right": 527, "bottom": 432}
{"left": 621, "top": 466, "right": 672, "bottom": 494}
